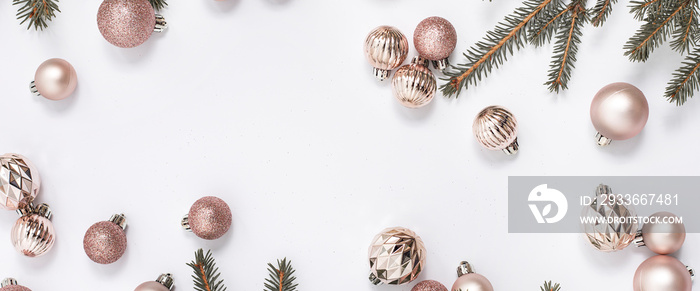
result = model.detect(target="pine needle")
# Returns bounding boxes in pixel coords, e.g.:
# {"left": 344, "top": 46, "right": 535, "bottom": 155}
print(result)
{"left": 12, "top": 0, "right": 61, "bottom": 30}
{"left": 264, "top": 258, "right": 298, "bottom": 291}
{"left": 665, "top": 49, "right": 700, "bottom": 105}
{"left": 546, "top": 0, "right": 589, "bottom": 92}
{"left": 541, "top": 281, "right": 562, "bottom": 291}
{"left": 669, "top": 3, "right": 698, "bottom": 54}
{"left": 149, "top": 0, "right": 168, "bottom": 11}
{"left": 629, "top": 0, "right": 664, "bottom": 21}
{"left": 187, "top": 249, "right": 227, "bottom": 291}
{"left": 528, "top": 2, "right": 569, "bottom": 46}
{"left": 624, "top": 0, "right": 687, "bottom": 62}
{"left": 441, "top": 0, "right": 560, "bottom": 97}
{"left": 590, "top": 0, "right": 618, "bottom": 26}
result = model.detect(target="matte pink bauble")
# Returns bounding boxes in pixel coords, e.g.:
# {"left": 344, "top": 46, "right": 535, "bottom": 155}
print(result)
{"left": 134, "top": 274, "right": 174, "bottom": 291}
{"left": 31, "top": 58, "right": 77, "bottom": 100}
{"left": 633, "top": 255, "right": 693, "bottom": 291}
{"left": 638, "top": 211, "right": 685, "bottom": 255}
{"left": 590, "top": 82, "right": 649, "bottom": 146}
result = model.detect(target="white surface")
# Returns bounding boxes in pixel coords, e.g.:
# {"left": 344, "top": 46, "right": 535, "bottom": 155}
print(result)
{"left": 0, "top": 0, "right": 699, "bottom": 290}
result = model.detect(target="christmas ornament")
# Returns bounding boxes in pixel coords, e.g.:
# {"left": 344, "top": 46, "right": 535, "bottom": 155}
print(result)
{"left": 364, "top": 26, "right": 409, "bottom": 81}
{"left": 97, "top": 0, "right": 167, "bottom": 48}
{"left": 581, "top": 184, "right": 638, "bottom": 252}
{"left": 83, "top": 213, "right": 128, "bottom": 264}
{"left": 635, "top": 211, "right": 686, "bottom": 255}
{"left": 473, "top": 105, "right": 519, "bottom": 155}
{"left": 590, "top": 82, "right": 649, "bottom": 146}
{"left": 0, "top": 278, "right": 30, "bottom": 291}
{"left": 367, "top": 226, "right": 425, "bottom": 285}
{"left": 181, "top": 196, "right": 232, "bottom": 240}
{"left": 29, "top": 58, "right": 77, "bottom": 101}
{"left": 391, "top": 56, "right": 436, "bottom": 108}
{"left": 633, "top": 255, "right": 694, "bottom": 291}
{"left": 0, "top": 154, "right": 40, "bottom": 211}
{"left": 414, "top": 16, "right": 457, "bottom": 70}
{"left": 451, "top": 261, "right": 494, "bottom": 291}
{"left": 11, "top": 203, "right": 55, "bottom": 257}
{"left": 412, "top": 280, "right": 448, "bottom": 291}
{"left": 134, "top": 274, "right": 174, "bottom": 291}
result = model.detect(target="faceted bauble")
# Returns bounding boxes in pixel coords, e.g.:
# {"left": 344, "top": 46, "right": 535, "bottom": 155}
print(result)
{"left": 473, "top": 106, "right": 519, "bottom": 155}
{"left": 11, "top": 213, "right": 55, "bottom": 257}
{"left": 639, "top": 211, "right": 685, "bottom": 255}
{"left": 581, "top": 184, "right": 638, "bottom": 252}
{"left": 97, "top": 0, "right": 156, "bottom": 48}
{"left": 391, "top": 57, "right": 436, "bottom": 108}
{"left": 368, "top": 227, "right": 426, "bottom": 285}
{"left": 364, "top": 26, "right": 409, "bottom": 81}
{"left": 0, "top": 154, "right": 40, "bottom": 211}
{"left": 633, "top": 255, "right": 692, "bottom": 291}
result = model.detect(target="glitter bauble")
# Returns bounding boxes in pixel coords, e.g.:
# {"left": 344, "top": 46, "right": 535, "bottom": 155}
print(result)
{"left": 97, "top": 0, "right": 167, "bottom": 48}
{"left": 590, "top": 82, "right": 649, "bottom": 146}
{"left": 83, "top": 214, "right": 128, "bottom": 264}
{"left": 451, "top": 261, "right": 494, "bottom": 291}
{"left": 637, "top": 211, "right": 685, "bottom": 255}
{"left": 181, "top": 196, "right": 232, "bottom": 240}
{"left": 391, "top": 57, "right": 437, "bottom": 108}
{"left": 414, "top": 16, "right": 457, "bottom": 70}
{"left": 134, "top": 274, "right": 174, "bottom": 291}
{"left": 30, "top": 58, "right": 77, "bottom": 100}
{"left": 364, "top": 26, "right": 409, "bottom": 81}
{"left": 368, "top": 227, "right": 426, "bottom": 285}
{"left": 0, "top": 278, "right": 31, "bottom": 291}
{"left": 581, "top": 184, "right": 638, "bottom": 252}
{"left": 412, "top": 280, "right": 448, "bottom": 291}
{"left": 633, "top": 255, "right": 693, "bottom": 291}
{"left": 11, "top": 204, "right": 55, "bottom": 257}
{"left": 473, "top": 106, "right": 519, "bottom": 155}
{"left": 0, "top": 154, "right": 40, "bottom": 211}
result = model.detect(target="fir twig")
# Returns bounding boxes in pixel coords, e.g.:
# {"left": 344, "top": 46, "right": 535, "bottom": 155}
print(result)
{"left": 12, "top": 0, "right": 61, "bottom": 31}
{"left": 541, "top": 281, "right": 562, "bottom": 291}
{"left": 629, "top": 0, "right": 663, "bottom": 21}
{"left": 590, "top": 0, "right": 617, "bottom": 26}
{"left": 624, "top": 0, "right": 687, "bottom": 62}
{"left": 441, "top": 0, "right": 559, "bottom": 97}
{"left": 665, "top": 49, "right": 700, "bottom": 105}
{"left": 670, "top": 3, "right": 698, "bottom": 54}
{"left": 264, "top": 258, "right": 298, "bottom": 291}
{"left": 546, "top": 0, "right": 589, "bottom": 92}
{"left": 528, "top": 2, "right": 569, "bottom": 47}
{"left": 187, "top": 249, "right": 227, "bottom": 291}
{"left": 149, "top": 0, "right": 168, "bottom": 11}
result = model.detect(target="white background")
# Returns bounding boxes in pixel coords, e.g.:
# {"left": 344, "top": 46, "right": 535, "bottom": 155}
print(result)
{"left": 0, "top": 0, "right": 699, "bottom": 290}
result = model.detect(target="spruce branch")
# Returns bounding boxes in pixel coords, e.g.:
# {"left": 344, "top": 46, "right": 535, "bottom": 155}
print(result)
{"left": 590, "top": 0, "right": 617, "bottom": 26}
{"left": 441, "top": 0, "right": 559, "bottom": 97}
{"left": 264, "top": 258, "right": 298, "bottom": 291}
{"left": 149, "top": 0, "right": 168, "bottom": 11}
{"left": 12, "top": 0, "right": 61, "bottom": 31}
{"left": 528, "top": 2, "right": 569, "bottom": 46}
{"left": 187, "top": 249, "right": 227, "bottom": 291}
{"left": 665, "top": 49, "right": 700, "bottom": 105}
{"left": 541, "top": 281, "right": 562, "bottom": 291}
{"left": 629, "top": 0, "right": 663, "bottom": 20}
{"left": 546, "top": 0, "right": 589, "bottom": 92}
{"left": 670, "top": 4, "right": 698, "bottom": 54}
{"left": 624, "top": 0, "right": 686, "bottom": 62}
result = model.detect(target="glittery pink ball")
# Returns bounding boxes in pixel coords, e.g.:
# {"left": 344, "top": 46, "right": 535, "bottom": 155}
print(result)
{"left": 0, "top": 286, "right": 31, "bottom": 291}
{"left": 414, "top": 16, "right": 457, "bottom": 61}
{"left": 412, "top": 280, "right": 448, "bottom": 291}
{"left": 83, "top": 221, "right": 127, "bottom": 264}
{"left": 189, "top": 196, "right": 232, "bottom": 240}
{"left": 97, "top": 0, "right": 156, "bottom": 48}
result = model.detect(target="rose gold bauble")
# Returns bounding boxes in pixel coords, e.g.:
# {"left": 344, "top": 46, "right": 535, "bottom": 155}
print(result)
{"left": 134, "top": 274, "right": 174, "bottom": 291}
{"left": 181, "top": 196, "right": 232, "bottom": 240}
{"left": 97, "top": 0, "right": 166, "bottom": 48}
{"left": 11, "top": 204, "right": 55, "bottom": 257}
{"left": 412, "top": 280, "right": 448, "bottom": 291}
{"left": 391, "top": 57, "right": 436, "bottom": 108}
{"left": 590, "top": 82, "right": 649, "bottom": 146}
{"left": 31, "top": 58, "right": 77, "bottom": 100}
{"left": 637, "top": 211, "right": 686, "bottom": 255}
{"left": 83, "top": 214, "right": 128, "bottom": 264}
{"left": 451, "top": 262, "right": 494, "bottom": 291}
{"left": 582, "top": 184, "right": 638, "bottom": 252}
{"left": 0, "top": 154, "right": 40, "bottom": 211}
{"left": 364, "top": 26, "right": 409, "bottom": 81}
{"left": 414, "top": 16, "right": 457, "bottom": 70}
{"left": 473, "top": 106, "right": 519, "bottom": 155}
{"left": 368, "top": 227, "right": 426, "bottom": 285}
{"left": 0, "top": 278, "right": 31, "bottom": 291}
{"left": 633, "top": 255, "right": 693, "bottom": 291}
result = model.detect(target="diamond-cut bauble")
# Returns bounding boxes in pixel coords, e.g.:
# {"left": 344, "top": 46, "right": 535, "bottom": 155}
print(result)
{"left": 0, "top": 154, "right": 40, "bottom": 211}
{"left": 368, "top": 227, "right": 425, "bottom": 285}
{"left": 581, "top": 184, "right": 638, "bottom": 252}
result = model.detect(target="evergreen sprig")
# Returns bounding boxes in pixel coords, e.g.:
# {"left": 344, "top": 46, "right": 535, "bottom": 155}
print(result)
{"left": 149, "top": 0, "right": 168, "bottom": 11}
{"left": 541, "top": 281, "right": 562, "bottom": 291}
{"left": 264, "top": 258, "right": 298, "bottom": 291}
{"left": 12, "top": 0, "right": 60, "bottom": 30}
{"left": 666, "top": 50, "right": 700, "bottom": 104}
{"left": 441, "top": 0, "right": 559, "bottom": 97}
{"left": 624, "top": 0, "right": 688, "bottom": 62}
{"left": 590, "top": 0, "right": 617, "bottom": 26}
{"left": 187, "top": 249, "right": 227, "bottom": 291}
{"left": 546, "top": 0, "right": 589, "bottom": 92}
